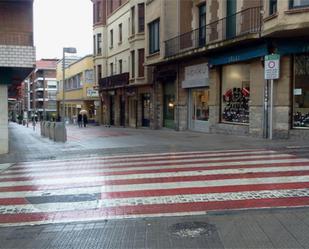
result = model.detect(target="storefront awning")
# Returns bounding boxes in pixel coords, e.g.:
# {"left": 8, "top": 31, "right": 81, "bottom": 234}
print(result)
{"left": 208, "top": 43, "right": 268, "bottom": 66}
{"left": 276, "top": 40, "right": 309, "bottom": 55}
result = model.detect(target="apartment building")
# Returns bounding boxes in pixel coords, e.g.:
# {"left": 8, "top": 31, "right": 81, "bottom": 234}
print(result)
{"left": 27, "top": 59, "right": 58, "bottom": 120}
{"left": 145, "top": 0, "right": 309, "bottom": 139}
{"left": 0, "top": 0, "right": 36, "bottom": 154}
{"left": 56, "top": 55, "right": 97, "bottom": 124}
{"left": 92, "top": 0, "right": 150, "bottom": 128}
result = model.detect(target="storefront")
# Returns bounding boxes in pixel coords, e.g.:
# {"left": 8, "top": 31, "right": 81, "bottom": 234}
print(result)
{"left": 293, "top": 53, "right": 309, "bottom": 129}
{"left": 182, "top": 63, "right": 210, "bottom": 132}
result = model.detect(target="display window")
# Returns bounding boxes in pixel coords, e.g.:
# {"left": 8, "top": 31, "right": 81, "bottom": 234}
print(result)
{"left": 293, "top": 54, "right": 309, "bottom": 128}
{"left": 221, "top": 64, "right": 250, "bottom": 124}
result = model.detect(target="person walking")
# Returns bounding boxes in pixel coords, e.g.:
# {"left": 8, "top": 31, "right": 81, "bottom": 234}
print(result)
{"left": 82, "top": 114, "right": 88, "bottom": 127}
{"left": 77, "top": 114, "right": 82, "bottom": 128}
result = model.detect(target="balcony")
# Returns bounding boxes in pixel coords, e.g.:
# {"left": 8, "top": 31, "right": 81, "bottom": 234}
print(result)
{"left": 99, "top": 73, "right": 129, "bottom": 90}
{"left": 165, "top": 6, "right": 262, "bottom": 58}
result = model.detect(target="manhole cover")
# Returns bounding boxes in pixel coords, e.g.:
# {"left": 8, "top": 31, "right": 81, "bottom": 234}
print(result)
{"left": 169, "top": 222, "right": 216, "bottom": 238}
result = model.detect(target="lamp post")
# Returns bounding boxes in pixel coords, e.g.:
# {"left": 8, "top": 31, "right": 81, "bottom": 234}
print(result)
{"left": 62, "top": 47, "right": 77, "bottom": 124}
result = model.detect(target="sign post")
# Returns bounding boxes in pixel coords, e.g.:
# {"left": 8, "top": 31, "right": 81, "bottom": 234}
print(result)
{"left": 264, "top": 54, "right": 280, "bottom": 140}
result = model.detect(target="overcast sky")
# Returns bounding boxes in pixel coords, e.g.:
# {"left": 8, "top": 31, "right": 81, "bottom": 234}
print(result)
{"left": 33, "top": 0, "right": 93, "bottom": 60}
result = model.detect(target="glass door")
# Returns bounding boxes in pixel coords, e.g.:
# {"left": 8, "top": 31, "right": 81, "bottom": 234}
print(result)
{"left": 190, "top": 88, "right": 209, "bottom": 132}
{"left": 163, "top": 83, "right": 175, "bottom": 129}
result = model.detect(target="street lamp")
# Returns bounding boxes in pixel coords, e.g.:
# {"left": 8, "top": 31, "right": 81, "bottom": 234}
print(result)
{"left": 62, "top": 47, "right": 77, "bottom": 124}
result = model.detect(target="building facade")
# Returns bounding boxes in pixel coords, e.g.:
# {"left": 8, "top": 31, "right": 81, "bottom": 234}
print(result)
{"left": 27, "top": 59, "right": 58, "bottom": 121}
{"left": 56, "top": 55, "right": 98, "bottom": 124}
{"left": 0, "top": 0, "right": 36, "bottom": 154}
{"left": 92, "top": 0, "right": 151, "bottom": 128}
{"left": 144, "top": 0, "right": 309, "bottom": 139}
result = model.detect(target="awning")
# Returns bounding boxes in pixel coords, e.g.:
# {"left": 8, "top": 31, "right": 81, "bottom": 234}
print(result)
{"left": 209, "top": 43, "right": 268, "bottom": 66}
{"left": 276, "top": 40, "right": 309, "bottom": 55}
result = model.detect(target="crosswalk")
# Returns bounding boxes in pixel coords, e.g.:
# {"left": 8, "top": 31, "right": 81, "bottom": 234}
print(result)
{"left": 0, "top": 149, "right": 309, "bottom": 226}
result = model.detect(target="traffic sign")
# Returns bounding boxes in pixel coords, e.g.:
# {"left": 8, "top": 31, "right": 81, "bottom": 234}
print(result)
{"left": 264, "top": 54, "right": 280, "bottom": 80}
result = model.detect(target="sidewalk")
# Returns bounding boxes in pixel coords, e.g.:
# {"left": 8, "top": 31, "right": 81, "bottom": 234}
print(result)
{"left": 1, "top": 122, "right": 309, "bottom": 164}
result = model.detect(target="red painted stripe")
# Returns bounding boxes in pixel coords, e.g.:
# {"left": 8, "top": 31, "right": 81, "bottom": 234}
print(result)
{"left": 6, "top": 155, "right": 297, "bottom": 174}
{"left": 2, "top": 161, "right": 309, "bottom": 182}
{"left": 101, "top": 182, "right": 309, "bottom": 199}
{"left": 0, "top": 197, "right": 308, "bottom": 224}
{"left": 11, "top": 150, "right": 277, "bottom": 170}
{"left": 1, "top": 170, "right": 309, "bottom": 193}
{"left": 0, "top": 198, "right": 29, "bottom": 205}
{"left": 3, "top": 182, "right": 309, "bottom": 206}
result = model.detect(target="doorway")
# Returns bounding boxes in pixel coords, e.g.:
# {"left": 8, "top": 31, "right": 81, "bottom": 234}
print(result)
{"left": 163, "top": 83, "right": 175, "bottom": 129}
{"left": 109, "top": 95, "right": 115, "bottom": 126}
{"left": 119, "top": 95, "right": 125, "bottom": 126}
{"left": 142, "top": 93, "right": 151, "bottom": 127}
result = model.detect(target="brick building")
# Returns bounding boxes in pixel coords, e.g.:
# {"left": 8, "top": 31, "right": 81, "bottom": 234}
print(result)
{"left": 0, "top": 0, "right": 35, "bottom": 154}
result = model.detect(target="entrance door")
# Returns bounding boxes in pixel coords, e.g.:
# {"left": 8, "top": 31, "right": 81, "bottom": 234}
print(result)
{"left": 142, "top": 93, "right": 151, "bottom": 127}
{"left": 109, "top": 95, "right": 115, "bottom": 126}
{"left": 189, "top": 88, "right": 209, "bottom": 132}
{"left": 119, "top": 95, "right": 125, "bottom": 126}
{"left": 226, "top": 0, "right": 236, "bottom": 39}
{"left": 163, "top": 83, "right": 175, "bottom": 129}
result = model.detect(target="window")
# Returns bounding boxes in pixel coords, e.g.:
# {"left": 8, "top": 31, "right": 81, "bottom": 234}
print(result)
{"left": 85, "top": 70, "right": 94, "bottom": 83}
{"left": 110, "top": 29, "right": 113, "bottom": 48}
{"left": 289, "top": 0, "right": 309, "bottom": 8}
{"left": 199, "top": 3, "right": 206, "bottom": 46}
{"left": 148, "top": 19, "right": 160, "bottom": 54}
{"left": 269, "top": 0, "right": 277, "bottom": 15}
{"left": 97, "top": 65, "right": 102, "bottom": 80}
{"left": 221, "top": 63, "right": 250, "bottom": 124}
{"left": 138, "top": 49, "right": 144, "bottom": 77}
{"left": 119, "top": 60, "right": 123, "bottom": 74}
{"left": 93, "top": 35, "right": 96, "bottom": 55}
{"left": 96, "top": 1, "right": 102, "bottom": 23}
{"left": 131, "top": 50, "right": 135, "bottom": 78}
{"left": 138, "top": 3, "right": 145, "bottom": 33}
{"left": 293, "top": 54, "right": 309, "bottom": 128}
{"left": 131, "top": 6, "right": 135, "bottom": 35}
{"left": 93, "top": 3, "right": 96, "bottom": 24}
{"left": 110, "top": 63, "right": 114, "bottom": 75}
{"left": 97, "top": 33, "right": 102, "bottom": 55}
{"left": 119, "top": 23, "right": 122, "bottom": 43}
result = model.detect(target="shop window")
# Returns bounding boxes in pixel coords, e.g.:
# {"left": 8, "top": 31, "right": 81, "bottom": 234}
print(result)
{"left": 293, "top": 54, "right": 309, "bottom": 128}
{"left": 289, "top": 0, "right": 309, "bottom": 8}
{"left": 221, "top": 64, "right": 250, "bottom": 124}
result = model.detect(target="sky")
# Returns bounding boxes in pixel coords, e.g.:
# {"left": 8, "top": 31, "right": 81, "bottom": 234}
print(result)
{"left": 33, "top": 0, "right": 93, "bottom": 60}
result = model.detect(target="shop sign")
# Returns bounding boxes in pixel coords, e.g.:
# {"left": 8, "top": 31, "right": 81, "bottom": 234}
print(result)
{"left": 86, "top": 88, "right": 99, "bottom": 97}
{"left": 294, "top": 88, "right": 302, "bottom": 96}
{"left": 182, "top": 63, "right": 209, "bottom": 88}
{"left": 264, "top": 54, "right": 280, "bottom": 80}
{"left": 76, "top": 104, "right": 82, "bottom": 108}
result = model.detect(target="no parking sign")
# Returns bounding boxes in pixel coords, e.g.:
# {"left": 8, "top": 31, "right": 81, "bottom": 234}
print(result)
{"left": 264, "top": 54, "right": 280, "bottom": 80}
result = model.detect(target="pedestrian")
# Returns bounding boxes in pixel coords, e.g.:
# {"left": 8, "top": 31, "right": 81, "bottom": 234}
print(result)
{"left": 83, "top": 114, "right": 88, "bottom": 127}
{"left": 77, "top": 114, "right": 82, "bottom": 128}
{"left": 32, "top": 116, "right": 36, "bottom": 131}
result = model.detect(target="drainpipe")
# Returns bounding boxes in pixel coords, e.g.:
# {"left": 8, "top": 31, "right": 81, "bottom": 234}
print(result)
{"left": 177, "top": 62, "right": 180, "bottom": 131}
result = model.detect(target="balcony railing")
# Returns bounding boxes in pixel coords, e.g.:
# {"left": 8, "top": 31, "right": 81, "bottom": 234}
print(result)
{"left": 0, "top": 31, "right": 33, "bottom": 46}
{"left": 99, "top": 72, "right": 129, "bottom": 90}
{"left": 165, "top": 6, "right": 262, "bottom": 58}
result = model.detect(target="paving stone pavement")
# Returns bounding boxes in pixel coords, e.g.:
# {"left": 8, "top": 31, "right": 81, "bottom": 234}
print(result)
{"left": 0, "top": 208, "right": 309, "bottom": 249}
{"left": 1, "top": 122, "right": 309, "bottom": 248}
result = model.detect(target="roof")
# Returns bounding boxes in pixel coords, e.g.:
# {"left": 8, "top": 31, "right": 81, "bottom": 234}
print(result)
{"left": 36, "top": 59, "right": 59, "bottom": 70}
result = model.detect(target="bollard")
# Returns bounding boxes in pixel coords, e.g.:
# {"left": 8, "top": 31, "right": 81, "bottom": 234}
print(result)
{"left": 49, "top": 122, "right": 56, "bottom": 140}
{"left": 45, "top": 121, "right": 51, "bottom": 138}
{"left": 54, "top": 122, "right": 67, "bottom": 142}
{"left": 41, "top": 121, "right": 45, "bottom": 137}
